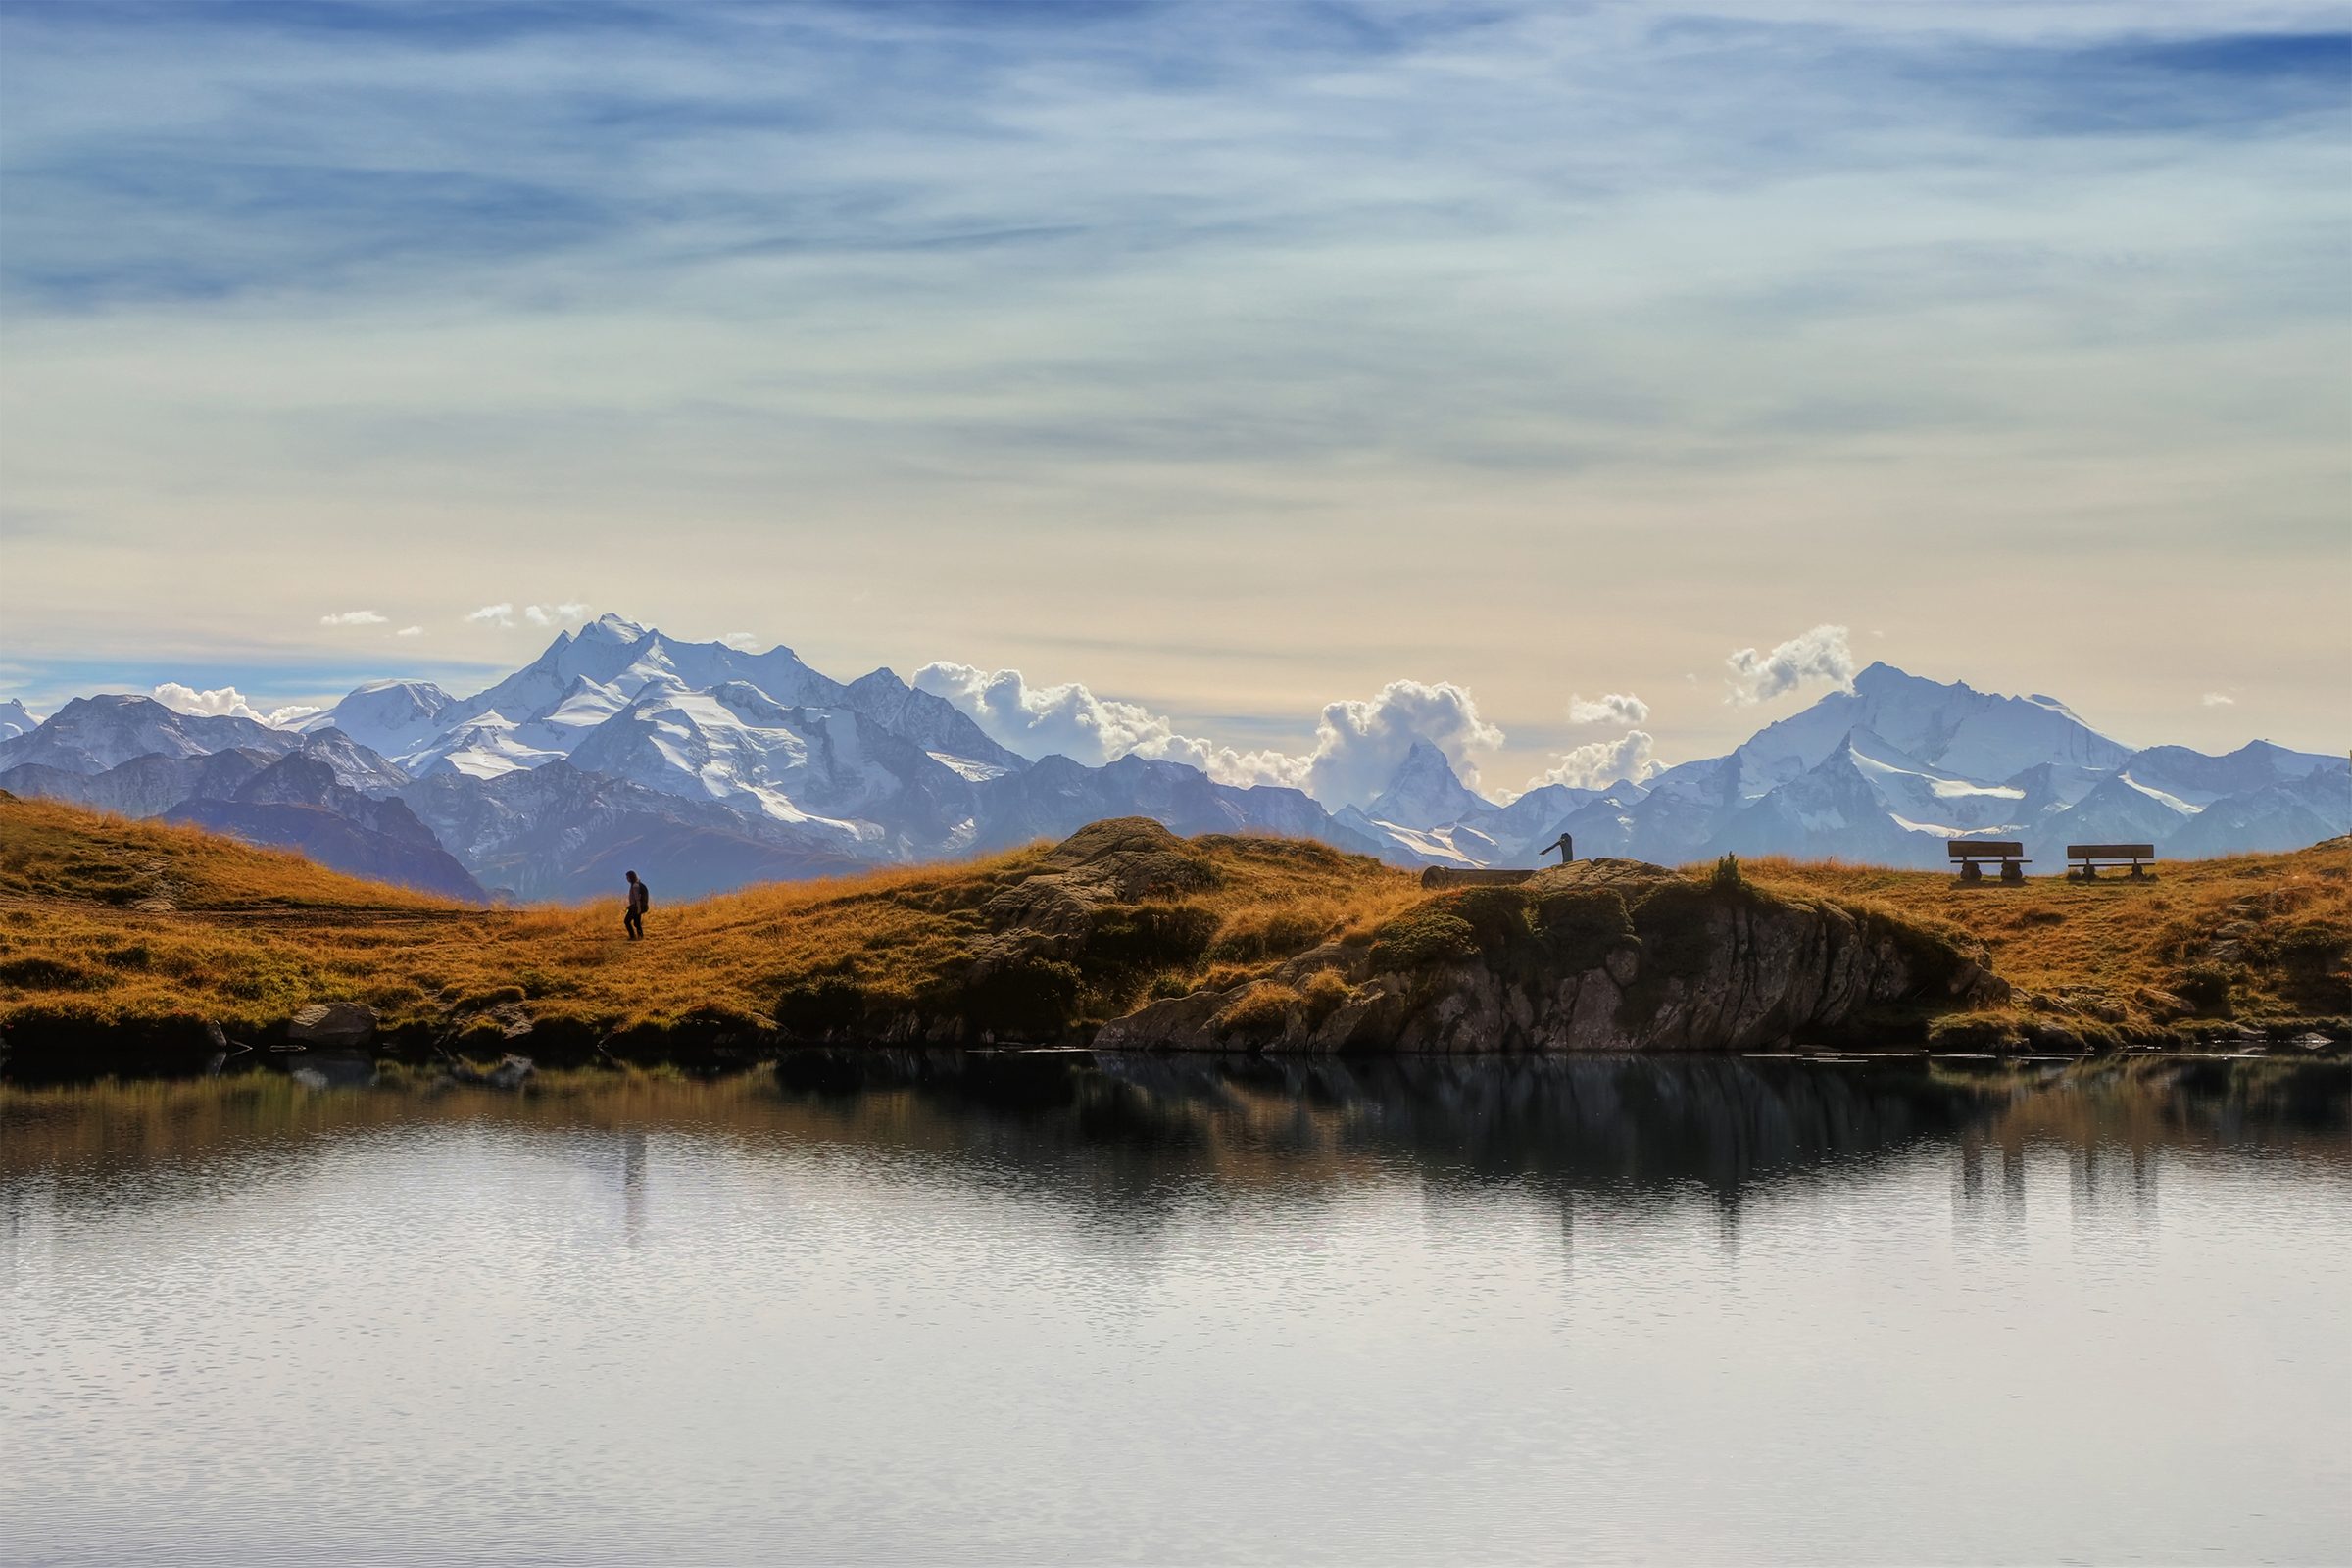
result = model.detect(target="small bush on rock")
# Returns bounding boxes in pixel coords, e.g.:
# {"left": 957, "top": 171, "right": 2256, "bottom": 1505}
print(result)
{"left": 1301, "top": 967, "right": 1353, "bottom": 1018}
{"left": 1368, "top": 906, "right": 1480, "bottom": 972}
{"left": 1213, "top": 981, "right": 1302, "bottom": 1036}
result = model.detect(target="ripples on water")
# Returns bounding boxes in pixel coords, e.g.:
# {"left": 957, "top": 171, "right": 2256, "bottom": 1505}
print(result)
{"left": 4, "top": 1052, "right": 2348, "bottom": 1566}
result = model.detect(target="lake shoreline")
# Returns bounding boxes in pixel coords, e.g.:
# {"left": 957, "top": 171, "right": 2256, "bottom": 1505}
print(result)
{"left": 3, "top": 1016, "right": 2346, "bottom": 1090}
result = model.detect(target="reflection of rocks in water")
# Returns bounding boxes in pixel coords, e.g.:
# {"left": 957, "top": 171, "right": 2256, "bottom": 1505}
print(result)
{"left": 767, "top": 1047, "right": 2008, "bottom": 1203}
{"left": 8, "top": 1054, "right": 2344, "bottom": 1231}
{"left": 287, "top": 1052, "right": 379, "bottom": 1091}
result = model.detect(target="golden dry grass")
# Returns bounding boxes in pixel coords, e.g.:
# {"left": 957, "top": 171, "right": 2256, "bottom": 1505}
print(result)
{"left": 4, "top": 793, "right": 2344, "bottom": 1047}
{"left": 0, "top": 794, "right": 1423, "bottom": 1038}
{"left": 1726, "top": 841, "right": 2352, "bottom": 1029}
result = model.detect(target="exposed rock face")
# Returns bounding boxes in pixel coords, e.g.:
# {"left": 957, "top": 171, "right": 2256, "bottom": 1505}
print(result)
{"left": 1095, "top": 858, "right": 2006, "bottom": 1054}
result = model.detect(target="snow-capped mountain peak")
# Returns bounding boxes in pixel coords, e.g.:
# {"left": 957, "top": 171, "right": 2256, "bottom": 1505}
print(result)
{"left": 5, "top": 634, "right": 2341, "bottom": 895}
{"left": 1740, "top": 661, "right": 2132, "bottom": 783}
{"left": 579, "top": 612, "right": 650, "bottom": 644}
{"left": 0, "top": 698, "right": 39, "bottom": 741}
{"left": 1362, "top": 739, "right": 1492, "bottom": 831}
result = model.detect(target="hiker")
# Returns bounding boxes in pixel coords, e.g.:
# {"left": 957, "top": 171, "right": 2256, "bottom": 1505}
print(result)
{"left": 624, "top": 869, "right": 650, "bottom": 940}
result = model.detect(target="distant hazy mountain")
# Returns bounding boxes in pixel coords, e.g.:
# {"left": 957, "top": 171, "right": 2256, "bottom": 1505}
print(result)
{"left": 0, "top": 693, "right": 302, "bottom": 774}
{"left": 7, "top": 634, "right": 2340, "bottom": 895}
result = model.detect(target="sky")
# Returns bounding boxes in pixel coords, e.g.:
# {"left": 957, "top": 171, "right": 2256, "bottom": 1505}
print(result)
{"left": 2, "top": 0, "right": 2346, "bottom": 795}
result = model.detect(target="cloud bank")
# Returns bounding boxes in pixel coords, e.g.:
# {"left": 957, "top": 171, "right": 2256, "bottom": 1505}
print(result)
{"left": 913, "top": 664, "right": 1506, "bottom": 808}
{"left": 151, "top": 682, "right": 316, "bottom": 727}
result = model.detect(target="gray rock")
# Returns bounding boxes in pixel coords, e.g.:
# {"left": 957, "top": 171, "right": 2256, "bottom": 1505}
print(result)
{"left": 287, "top": 1001, "right": 377, "bottom": 1048}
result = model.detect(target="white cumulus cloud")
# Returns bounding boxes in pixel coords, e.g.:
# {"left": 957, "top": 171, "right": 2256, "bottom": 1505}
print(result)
{"left": 395, "top": 625, "right": 423, "bottom": 638}
{"left": 466, "top": 603, "right": 515, "bottom": 627}
{"left": 318, "top": 610, "right": 386, "bottom": 626}
{"left": 523, "top": 601, "right": 589, "bottom": 627}
{"left": 1567, "top": 691, "right": 1649, "bottom": 726}
{"left": 1525, "top": 730, "right": 1663, "bottom": 792}
{"left": 1299, "top": 680, "right": 1503, "bottom": 806}
{"left": 911, "top": 664, "right": 1505, "bottom": 808}
{"left": 2201, "top": 692, "right": 2234, "bottom": 707}
{"left": 151, "top": 683, "right": 316, "bottom": 728}
{"left": 1725, "top": 624, "right": 1857, "bottom": 706}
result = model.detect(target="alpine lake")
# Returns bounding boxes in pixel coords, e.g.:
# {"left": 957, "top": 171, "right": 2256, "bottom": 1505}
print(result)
{"left": 4, "top": 1048, "right": 2347, "bottom": 1565}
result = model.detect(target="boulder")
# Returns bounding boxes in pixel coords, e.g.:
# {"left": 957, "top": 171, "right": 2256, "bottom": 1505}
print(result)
{"left": 287, "top": 1001, "right": 376, "bottom": 1048}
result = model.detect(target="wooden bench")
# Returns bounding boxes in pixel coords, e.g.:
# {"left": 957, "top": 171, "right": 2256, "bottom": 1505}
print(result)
{"left": 2068, "top": 843, "right": 2156, "bottom": 880}
{"left": 1948, "top": 840, "right": 2029, "bottom": 883}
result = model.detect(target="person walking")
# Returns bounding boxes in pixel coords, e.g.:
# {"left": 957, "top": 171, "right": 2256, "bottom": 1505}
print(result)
{"left": 623, "top": 869, "right": 650, "bottom": 940}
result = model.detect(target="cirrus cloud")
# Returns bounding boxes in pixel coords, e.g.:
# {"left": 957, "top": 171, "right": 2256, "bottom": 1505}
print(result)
{"left": 466, "top": 601, "right": 588, "bottom": 630}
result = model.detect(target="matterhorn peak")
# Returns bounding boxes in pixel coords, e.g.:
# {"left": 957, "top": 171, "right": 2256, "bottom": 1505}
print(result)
{"left": 1364, "top": 738, "right": 1491, "bottom": 831}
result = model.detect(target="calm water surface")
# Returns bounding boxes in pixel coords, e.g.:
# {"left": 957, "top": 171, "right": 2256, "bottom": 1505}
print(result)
{"left": 3, "top": 1052, "right": 2348, "bottom": 1566}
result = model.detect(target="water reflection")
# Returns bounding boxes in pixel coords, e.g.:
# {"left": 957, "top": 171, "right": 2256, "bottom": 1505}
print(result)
{"left": 6, "top": 1052, "right": 2344, "bottom": 1226}
{"left": 4, "top": 1052, "right": 2347, "bottom": 1566}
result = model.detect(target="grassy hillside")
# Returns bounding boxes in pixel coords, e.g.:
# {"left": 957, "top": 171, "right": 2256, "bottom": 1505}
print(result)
{"left": 0, "top": 794, "right": 1421, "bottom": 1049}
{"left": 1734, "top": 845, "right": 2352, "bottom": 1040}
{"left": 2, "top": 792, "right": 2344, "bottom": 1062}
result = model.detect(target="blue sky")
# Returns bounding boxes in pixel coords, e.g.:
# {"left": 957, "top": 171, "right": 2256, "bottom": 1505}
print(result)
{"left": 2, "top": 0, "right": 2346, "bottom": 785}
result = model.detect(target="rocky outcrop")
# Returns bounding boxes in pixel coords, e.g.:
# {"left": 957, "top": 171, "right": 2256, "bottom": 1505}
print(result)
{"left": 768, "top": 823, "right": 2006, "bottom": 1054}
{"left": 1095, "top": 858, "right": 2006, "bottom": 1054}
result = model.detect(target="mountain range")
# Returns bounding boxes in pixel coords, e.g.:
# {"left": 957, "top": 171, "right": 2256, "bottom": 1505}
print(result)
{"left": 3, "top": 616, "right": 2341, "bottom": 899}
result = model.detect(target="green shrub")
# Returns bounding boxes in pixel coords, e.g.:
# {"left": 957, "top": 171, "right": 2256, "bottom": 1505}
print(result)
{"left": 1451, "top": 885, "right": 1534, "bottom": 949}
{"left": 1368, "top": 906, "right": 1480, "bottom": 972}
{"left": 1532, "top": 888, "right": 1634, "bottom": 970}
{"left": 1711, "top": 854, "right": 1744, "bottom": 891}
{"left": 0, "top": 955, "right": 101, "bottom": 990}
{"left": 2276, "top": 923, "right": 2350, "bottom": 973}
{"left": 1086, "top": 903, "right": 1220, "bottom": 971}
